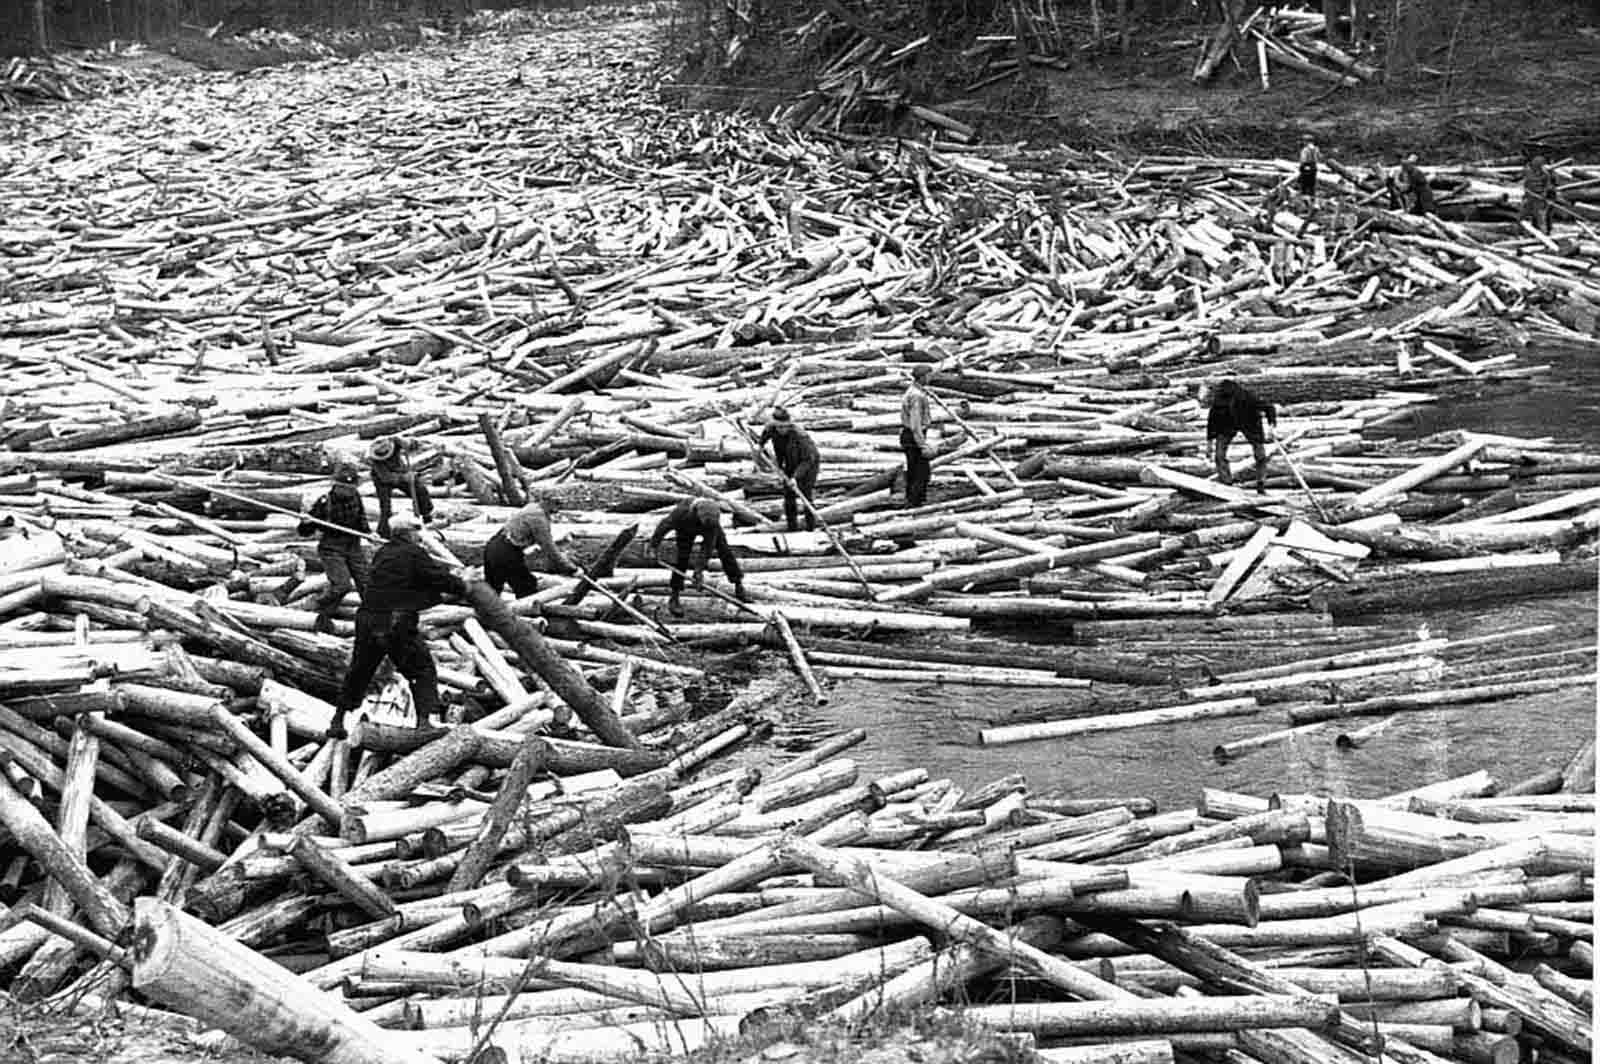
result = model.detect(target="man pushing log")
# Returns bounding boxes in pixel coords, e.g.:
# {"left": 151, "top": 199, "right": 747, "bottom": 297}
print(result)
{"left": 647, "top": 496, "right": 749, "bottom": 617}
{"left": 326, "top": 514, "right": 467, "bottom": 741}
{"left": 368, "top": 435, "right": 434, "bottom": 538}
{"left": 484, "top": 497, "right": 577, "bottom": 598}
{"left": 1206, "top": 379, "right": 1277, "bottom": 494}
{"left": 756, "top": 406, "right": 821, "bottom": 532}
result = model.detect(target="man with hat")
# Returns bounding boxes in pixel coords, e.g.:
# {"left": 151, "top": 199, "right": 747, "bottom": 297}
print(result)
{"left": 647, "top": 496, "right": 749, "bottom": 617}
{"left": 756, "top": 406, "right": 821, "bottom": 532}
{"left": 298, "top": 462, "right": 371, "bottom": 634}
{"left": 368, "top": 435, "right": 435, "bottom": 539}
{"left": 1296, "top": 133, "right": 1321, "bottom": 199}
{"left": 327, "top": 513, "right": 466, "bottom": 740}
{"left": 1521, "top": 153, "right": 1557, "bottom": 234}
{"left": 900, "top": 363, "right": 935, "bottom": 508}
{"left": 485, "top": 497, "right": 578, "bottom": 598}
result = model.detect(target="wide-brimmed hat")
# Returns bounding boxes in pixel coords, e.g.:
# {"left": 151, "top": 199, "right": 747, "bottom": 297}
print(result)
{"left": 369, "top": 437, "right": 398, "bottom": 461}
{"left": 770, "top": 406, "right": 792, "bottom": 423}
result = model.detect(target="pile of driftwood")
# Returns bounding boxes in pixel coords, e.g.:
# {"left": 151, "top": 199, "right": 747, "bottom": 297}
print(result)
{"left": 0, "top": 13, "right": 1595, "bottom": 1063}
{"left": 1193, "top": 4, "right": 1379, "bottom": 88}
{"left": 0, "top": 52, "right": 158, "bottom": 109}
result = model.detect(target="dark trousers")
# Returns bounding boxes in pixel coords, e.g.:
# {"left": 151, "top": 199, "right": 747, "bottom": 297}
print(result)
{"left": 484, "top": 529, "right": 538, "bottom": 597}
{"left": 782, "top": 461, "right": 818, "bottom": 532}
{"left": 1297, "top": 164, "right": 1317, "bottom": 197}
{"left": 314, "top": 540, "right": 369, "bottom": 625}
{"left": 900, "top": 428, "right": 930, "bottom": 508}
{"left": 334, "top": 610, "right": 439, "bottom": 724}
{"left": 1521, "top": 194, "right": 1552, "bottom": 234}
{"left": 374, "top": 473, "right": 433, "bottom": 535}
{"left": 1212, "top": 432, "right": 1271, "bottom": 488}
{"left": 670, "top": 532, "right": 743, "bottom": 593}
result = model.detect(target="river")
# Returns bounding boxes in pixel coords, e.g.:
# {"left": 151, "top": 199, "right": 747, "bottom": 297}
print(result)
{"left": 785, "top": 344, "right": 1599, "bottom": 810}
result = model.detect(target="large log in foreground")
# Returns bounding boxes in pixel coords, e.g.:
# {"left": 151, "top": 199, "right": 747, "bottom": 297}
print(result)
{"left": 127, "top": 897, "right": 437, "bottom": 1064}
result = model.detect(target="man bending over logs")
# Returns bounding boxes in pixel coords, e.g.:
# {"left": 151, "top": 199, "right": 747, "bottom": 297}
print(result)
{"left": 757, "top": 406, "right": 821, "bottom": 532}
{"left": 485, "top": 498, "right": 577, "bottom": 598}
{"left": 647, "top": 496, "right": 749, "bottom": 617}
{"left": 368, "top": 435, "right": 435, "bottom": 538}
{"left": 327, "top": 514, "right": 466, "bottom": 740}
{"left": 299, "top": 462, "right": 370, "bottom": 634}
{"left": 1206, "top": 379, "right": 1277, "bottom": 494}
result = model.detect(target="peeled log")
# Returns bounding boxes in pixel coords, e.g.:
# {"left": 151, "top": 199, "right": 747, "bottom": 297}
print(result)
{"left": 127, "top": 897, "right": 436, "bottom": 1064}
{"left": 464, "top": 580, "right": 640, "bottom": 749}
{"left": 965, "top": 995, "right": 1338, "bottom": 1035}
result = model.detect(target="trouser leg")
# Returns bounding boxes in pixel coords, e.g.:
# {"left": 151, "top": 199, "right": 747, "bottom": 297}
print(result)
{"left": 670, "top": 537, "right": 695, "bottom": 594}
{"left": 900, "top": 428, "right": 929, "bottom": 507}
{"left": 332, "top": 612, "right": 391, "bottom": 733}
{"left": 782, "top": 484, "right": 798, "bottom": 532}
{"left": 375, "top": 485, "right": 394, "bottom": 538}
{"left": 795, "top": 463, "right": 818, "bottom": 531}
{"left": 409, "top": 475, "right": 434, "bottom": 522}
{"left": 386, "top": 614, "right": 439, "bottom": 724}
{"left": 1249, "top": 438, "right": 1270, "bottom": 491}
{"left": 1213, "top": 433, "right": 1236, "bottom": 483}
{"left": 714, "top": 534, "right": 744, "bottom": 588}
{"left": 315, "top": 546, "right": 355, "bottom": 630}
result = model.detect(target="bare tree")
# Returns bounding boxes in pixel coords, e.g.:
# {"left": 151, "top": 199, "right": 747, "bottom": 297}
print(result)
{"left": 32, "top": 0, "right": 49, "bottom": 52}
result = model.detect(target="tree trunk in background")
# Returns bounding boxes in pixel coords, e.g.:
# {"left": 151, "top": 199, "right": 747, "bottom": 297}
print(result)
{"left": 1323, "top": 0, "right": 1341, "bottom": 42}
{"left": 1116, "top": 0, "right": 1128, "bottom": 53}
{"left": 32, "top": 0, "right": 48, "bottom": 52}
{"left": 1385, "top": 0, "right": 1420, "bottom": 80}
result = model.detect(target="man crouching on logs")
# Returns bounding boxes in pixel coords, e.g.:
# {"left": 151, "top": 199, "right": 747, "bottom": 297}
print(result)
{"left": 326, "top": 514, "right": 467, "bottom": 741}
{"left": 1206, "top": 378, "right": 1277, "bottom": 494}
{"left": 647, "top": 496, "right": 750, "bottom": 618}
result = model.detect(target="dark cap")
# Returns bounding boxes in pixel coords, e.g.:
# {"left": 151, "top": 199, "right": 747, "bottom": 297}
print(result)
{"left": 770, "top": 406, "right": 792, "bottom": 423}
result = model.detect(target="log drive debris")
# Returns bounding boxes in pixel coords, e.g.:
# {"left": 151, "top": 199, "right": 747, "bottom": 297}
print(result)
{"left": 0, "top": 12, "right": 1595, "bottom": 1064}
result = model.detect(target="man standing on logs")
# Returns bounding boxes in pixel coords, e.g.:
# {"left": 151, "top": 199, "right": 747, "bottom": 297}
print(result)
{"left": 1296, "top": 133, "right": 1321, "bottom": 200}
{"left": 369, "top": 436, "right": 435, "bottom": 539}
{"left": 298, "top": 462, "right": 370, "bottom": 634}
{"left": 1397, "top": 154, "right": 1434, "bottom": 216}
{"left": 1521, "top": 153, "right": 1557, "bottom": 234}
{"left": 485, "top": 497, "right": 577, "bottom": 598}
{"left": 900, "top": 364, "right": 935, "bottom": 509}
{"left": 327, "top": 514, "right": 466, "bottom": 740}
{"left": 757, "top": 407, "right": 821, "bottom": 532}
{"left": 1206, "top": 379, "right": 1277, "bottom": 494}
{"left": 647, "top": 497, "right": 749, "bottom": 617}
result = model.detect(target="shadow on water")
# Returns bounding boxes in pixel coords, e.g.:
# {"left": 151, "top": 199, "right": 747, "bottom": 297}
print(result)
{"left": 796, "top": 345, "right": 1600, "bottom": 809}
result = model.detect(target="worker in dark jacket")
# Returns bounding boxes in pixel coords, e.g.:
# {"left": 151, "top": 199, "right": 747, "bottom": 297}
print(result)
{"left": 1397, "top": 154, "right": 1434, "bottom": 216}
{"left": 485, "top": 499, "right": 577, "bottom": 598}
{"left": 299, "top": 462, "right": 370, "bottom": 634}
{"left": 1207, "top": 379, "right": 1278, "bottom": 494}
{"left": 757, "top": 407, "right": 821, "bottom": 532}
{"left": 900, "top": 364, "right": 935, "bottom": 508}
{"left": 327, "top": 514, "right": 466, "bottom": 740}
{"left": 1520, "top": 154, "right": 1557, "bottom": 234}
{"left": 647, "top": 497, "right": 749, "bottom": 617}
{"left": 369, "top": 436, "right": 434, "bottom": 539}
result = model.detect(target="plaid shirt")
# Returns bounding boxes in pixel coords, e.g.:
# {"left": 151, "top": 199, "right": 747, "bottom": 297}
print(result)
{"left": 308, "top": 484, "right": 369, "bottom": 543}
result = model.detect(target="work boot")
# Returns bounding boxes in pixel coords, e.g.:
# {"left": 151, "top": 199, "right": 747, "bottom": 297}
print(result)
{"left": 325, "top": 715, "right": 348, "bottom": 741}
{"left": 734, "top": 583, "right": 752, "bottom": 604}
{"left": 313, "top": 611, "right": 337, "bottom": 635}
{"left": 668, "top": 593, "right": 684, "bottom": 618}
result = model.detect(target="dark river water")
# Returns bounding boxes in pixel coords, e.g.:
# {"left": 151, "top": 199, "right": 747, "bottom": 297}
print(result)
{"left": 783, "top": 346, "right": 1600, "bottom": 810}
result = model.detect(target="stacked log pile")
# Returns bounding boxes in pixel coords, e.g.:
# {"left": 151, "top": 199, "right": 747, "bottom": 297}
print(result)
{"left": 0, "top": 14, "right": 1594, "bottom": 1063}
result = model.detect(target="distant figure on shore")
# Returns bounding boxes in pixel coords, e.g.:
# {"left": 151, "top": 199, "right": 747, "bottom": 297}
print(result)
{"left": 648, "top": 496, "right": 749, "bottom": 617}
{"left": 299, "top": 462, "right": 370, "bottom": 634}
{"left": 1397, "top": 154, "right": 1434, "bottom": 216}
{"left": 1206, "top": 379, "right": 1278, "bottom": 494}
{"left": 900, "top": 364, "right": 935, "bottom": 508}
{"left": 1521, "top": 154, "right": 1557, "bottom": 234}
{"left": 757, "top": 407, "right": 821, "bottom": 532}
{"left": 1296, "top": 134, "right": 1321, "bottom": 198}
